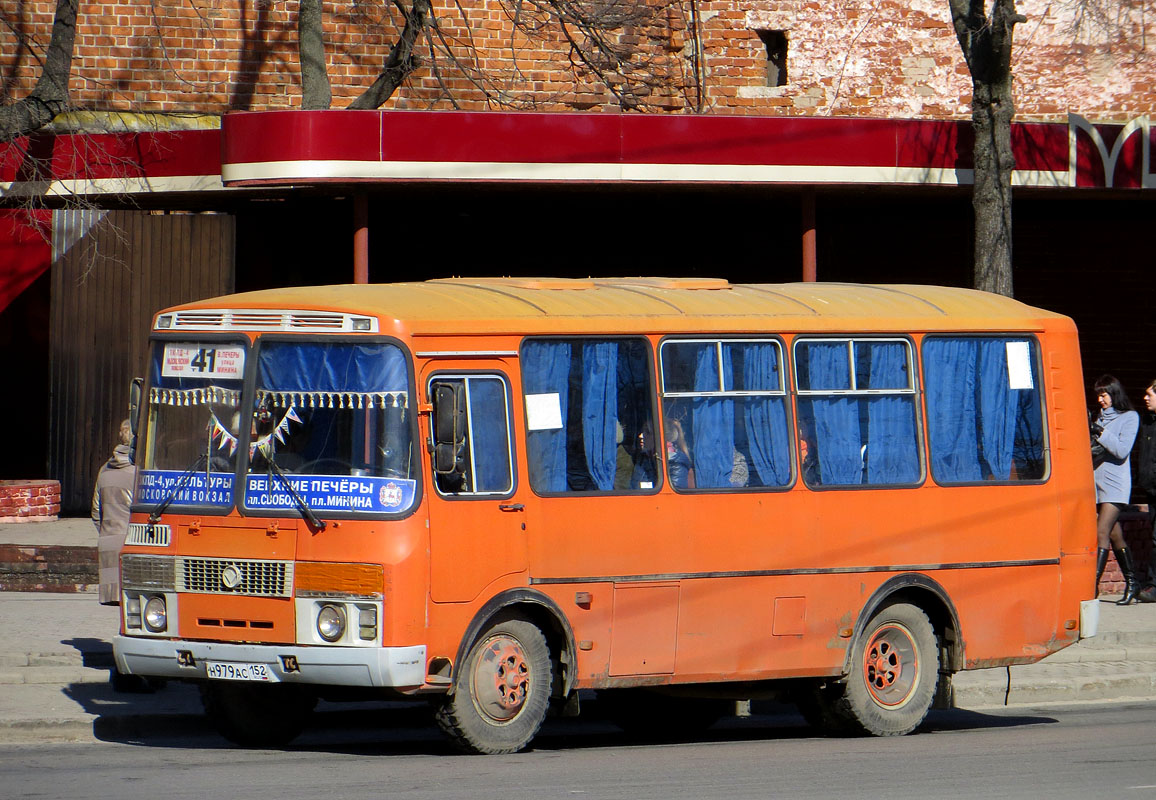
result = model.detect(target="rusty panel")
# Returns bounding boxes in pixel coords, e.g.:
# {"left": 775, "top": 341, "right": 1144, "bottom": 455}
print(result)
{"left": 608, "top": 583, "right": 679, "bottom": 676}
{"left": 50, "top": 210, "right": 234, "bottom": 512}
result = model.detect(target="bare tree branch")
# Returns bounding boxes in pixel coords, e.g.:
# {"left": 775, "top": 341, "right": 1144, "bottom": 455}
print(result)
{"left": 347, "top": 0, "right": 432, "bottom": 109}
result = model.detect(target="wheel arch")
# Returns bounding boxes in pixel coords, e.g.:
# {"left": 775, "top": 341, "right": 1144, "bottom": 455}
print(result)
{"left": 844, "top": 573, "right": 964, "bottom": 675}
{"left": 449, "top": 588, "right": 577, "bottom": 700}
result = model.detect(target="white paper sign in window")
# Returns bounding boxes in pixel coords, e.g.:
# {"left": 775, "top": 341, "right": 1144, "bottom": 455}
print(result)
{"left": 1005, "top": 341, "right": 1033, "bottom": 390}
{"left": 525, "top": 393, "right": 564, "bottom": 431}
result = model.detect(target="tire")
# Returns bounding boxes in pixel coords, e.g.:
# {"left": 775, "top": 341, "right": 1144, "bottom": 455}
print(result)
{"left": 434, "top": 616, "right": 553, "bottom": 754}
{"left": 824, "top": 602, "right": 939, "bottom": 736}
{"left": 602, "top": 690, "right": 727, "bottom": 741}
{"left": 200, "top": 682, "right": 316, "bottom": 747}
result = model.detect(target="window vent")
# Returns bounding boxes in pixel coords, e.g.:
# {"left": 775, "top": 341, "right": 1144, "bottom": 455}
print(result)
{"left": 159, "top": 310, "right": 378, "bottom": 333}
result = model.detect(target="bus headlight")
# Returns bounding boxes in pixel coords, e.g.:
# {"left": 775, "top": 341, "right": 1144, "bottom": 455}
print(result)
{"left": 143, "top": 595, "right": 168, "bottom": 632}
{"left": 317, "top": 604, "right": 346, "bottom": 642}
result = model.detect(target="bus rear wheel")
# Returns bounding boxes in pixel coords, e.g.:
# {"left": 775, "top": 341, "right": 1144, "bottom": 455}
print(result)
{"left": 836, "top": 602, "right": 939, "bottom": 736}
{"left": 434, "top": 616, "right": 552, "bottom": 754}
{"left": 200, "top": 682, "right": 316, "bottom": 747}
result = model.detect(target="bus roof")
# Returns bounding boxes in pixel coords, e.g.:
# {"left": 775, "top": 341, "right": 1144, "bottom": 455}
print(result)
{"left": 164, "top": 279, "right": 1071, "bottom": 336}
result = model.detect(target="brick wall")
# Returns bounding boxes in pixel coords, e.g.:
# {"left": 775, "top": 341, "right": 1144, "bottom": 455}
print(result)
{"left": 0, "top": 480, "right": 61, "bottom": 523}
{"left": 2, "top": 1, "right": 1152, "bottom": 120}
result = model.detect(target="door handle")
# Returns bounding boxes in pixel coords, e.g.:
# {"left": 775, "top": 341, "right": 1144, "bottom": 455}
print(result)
{"left": 498, "top": 503, "right": 525, "bottom": 512}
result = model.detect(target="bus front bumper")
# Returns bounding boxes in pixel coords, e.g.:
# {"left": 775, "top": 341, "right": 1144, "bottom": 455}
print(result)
{"left": 114, "top": 636, "right": 427, "bottom": 688}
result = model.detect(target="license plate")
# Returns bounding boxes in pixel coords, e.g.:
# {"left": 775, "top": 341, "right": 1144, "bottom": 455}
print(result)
{"left": 205, "top": 661, "right": 276, "bottom": 682}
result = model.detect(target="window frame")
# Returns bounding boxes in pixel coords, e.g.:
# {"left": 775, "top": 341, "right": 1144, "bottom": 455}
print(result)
{"left": 791, "top": 334, "right": 925, "bottom": 491}
{"left": 920, "top": 332, "right": 1050, "bottom": 487}
{"left": 658, "top": 335, "right": 796, "bottom": 493}
{"left": 237, "top": 333, "right": 423, "bottom": 521}
{"left": 426, "top": 370, "right": 518, "bottom": 500}
{"left": 519, "top": 334, "right": 662, "bottom": 497}
{"left": 133, "top": 332, "right": 252, "bottom": 516}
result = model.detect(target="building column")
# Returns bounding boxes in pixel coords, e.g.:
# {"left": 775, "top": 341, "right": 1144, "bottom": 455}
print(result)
{"left": 801, "top": 191, "right": 817, "bottom": 282}
{"left": 353, "top": 194, "right": 369, "bottom": 284}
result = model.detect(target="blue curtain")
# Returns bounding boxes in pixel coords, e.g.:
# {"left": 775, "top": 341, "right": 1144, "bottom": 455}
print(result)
{"left": 469, "top": 378, "right": 511, "bottom": 493}
{"left": 924, "top": 339, "right": 982, "bottom": 482}
{"left": 740, "top": 343, "right": 790, "bottom": 486}
{"left": 1014, "top": 382, "right": 1044, "bottom": 473}
{"left": 977, "top": 340, "right": 1019, "bottom": 480}
{"left": 257, "top": 342, "right": 407, "bottom": 393}
{"left": 865, "top": 342, "right": 919, "bottom": 484}
{"left": 582, "top": 342, "right": 618, "bottom": 491}
{"left": 807, "top": 343, "right": 862, "bottom": 485}
{"left": 522, "top": 341, "right": 571, "bottom": 492}
{"left": 692, "top": 346, "right": 734, "bottom": 488}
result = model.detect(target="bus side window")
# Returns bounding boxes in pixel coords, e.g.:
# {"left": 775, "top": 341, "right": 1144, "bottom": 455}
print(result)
{"left": 660, "top": 339, "right": 793, "bottom": 491}
{"left": 430, "top": 375, "right": 515, "bottom": 497}
{"left": 794, "top": 338, "right": 921, "bottom": 488}
{"left": 522, "top": 338, "right": 658, "bottom": 494}
{"left": 923, "top": 336, "right": 1046, "bottom": 483}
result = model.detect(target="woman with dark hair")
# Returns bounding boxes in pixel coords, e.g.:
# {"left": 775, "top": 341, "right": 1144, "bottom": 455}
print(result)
{"left": 1091, "top": 374, "right": 1141, "bottom": 604}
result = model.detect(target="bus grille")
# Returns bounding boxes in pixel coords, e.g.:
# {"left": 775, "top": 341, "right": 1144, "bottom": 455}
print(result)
{"left": 177, "top": 557, "right": 294, "bottom": 597}
{"left": 122, "top": 555, "right": 176, "bottom": 590}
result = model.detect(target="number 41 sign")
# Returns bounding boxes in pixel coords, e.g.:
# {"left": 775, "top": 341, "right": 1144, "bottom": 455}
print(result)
{"left": 162, "top": 344, "right": 245, "bottom": 379}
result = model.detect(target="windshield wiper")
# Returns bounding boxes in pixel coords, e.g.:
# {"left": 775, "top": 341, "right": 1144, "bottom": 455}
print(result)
{"left": 266, "top": 459, "right": 327, "bottom": 532}
{"left": 148, "top": 454, "right": 207, "bottom": 523}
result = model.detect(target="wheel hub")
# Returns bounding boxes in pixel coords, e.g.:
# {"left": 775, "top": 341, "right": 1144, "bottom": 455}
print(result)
{"left": 862, "top": 622, "right": 919, "bottom": 708}
{"left": 471, "top": 635, "right": 531, "bottom": 723}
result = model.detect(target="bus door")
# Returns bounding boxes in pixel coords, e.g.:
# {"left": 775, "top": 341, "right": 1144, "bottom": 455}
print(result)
{"left": 422, "top": 360, "right": 528, "bottom": 603}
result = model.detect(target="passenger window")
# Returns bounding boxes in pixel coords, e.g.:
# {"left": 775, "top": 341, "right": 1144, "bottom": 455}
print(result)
{"left": 923, "top": 336, "right": 1046, "bottom": 483}
{"left": 660, "top": 339, "right": 792, "bottom": 490}
{"left": 429, "top": 375, "right": 514, "bottom": 496}
{"left": 521, "top": 338, "right": 658, "bottom": 494}
{"left": 794, "top": 338, "right": 921, "bottom": 488}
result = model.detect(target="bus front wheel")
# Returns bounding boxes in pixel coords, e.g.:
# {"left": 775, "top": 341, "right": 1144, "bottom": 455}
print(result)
{"left": 434, "top": 616, "right": 553, "bottom": 754}
{"left": 838, "top": 602, "right": 939, "bottom": 736}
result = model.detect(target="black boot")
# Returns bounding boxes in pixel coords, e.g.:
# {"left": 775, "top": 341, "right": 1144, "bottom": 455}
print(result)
{"left": 1095, "top": 548, "right": 1109, "bottom": 598}
{"left": 1114, "top": 546, "right": 1139, "bottom": 605}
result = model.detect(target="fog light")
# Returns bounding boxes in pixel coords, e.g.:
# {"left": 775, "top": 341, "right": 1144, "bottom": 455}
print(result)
{"left": 143, "top": 595, "right": 167, "bottom": 632}
{"left": 317, "top": 604, "right": 346, "bottom": 642}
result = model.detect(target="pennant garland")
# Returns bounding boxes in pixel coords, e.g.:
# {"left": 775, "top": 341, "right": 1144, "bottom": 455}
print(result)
{"left": 250, "top": 406, "right": 303, "bottom": 459}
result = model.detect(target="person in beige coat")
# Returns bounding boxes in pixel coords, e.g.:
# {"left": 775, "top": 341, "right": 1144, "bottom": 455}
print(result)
{"left": 91, "top": 419, "right": 136, "bottom": 605}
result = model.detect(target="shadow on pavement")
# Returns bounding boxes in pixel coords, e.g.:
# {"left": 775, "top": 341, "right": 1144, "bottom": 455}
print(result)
{"left": 69, "top": 694, "right": 1059, "bottom": 756}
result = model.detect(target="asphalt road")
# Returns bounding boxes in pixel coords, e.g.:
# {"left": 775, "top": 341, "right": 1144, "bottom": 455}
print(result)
{"left": 3, "top": 701, "right": 1154, "bottom": 800}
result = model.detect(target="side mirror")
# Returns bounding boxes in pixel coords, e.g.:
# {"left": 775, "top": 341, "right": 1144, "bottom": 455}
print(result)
{"left": 431, "top": 382, "right": 466, "bottom": 476}
{"left": 128, "top": 377, "right": 143, "bottom": 435}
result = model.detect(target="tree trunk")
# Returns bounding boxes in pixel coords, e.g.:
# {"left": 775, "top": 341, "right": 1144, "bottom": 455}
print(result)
{"left": 347, "top": 0, "right": 431, "bottom": 110}
{"left": 949, "top": 0, "right": 1025, "bottom": 298}
{"left": 0, "top": 0, "right": 78, "bottom": 142}
{"left": 298, "top": 0, "right": 332, "bottom": 110}
{"left": 970, "top": 69, "right": 1015, "bottom": 297}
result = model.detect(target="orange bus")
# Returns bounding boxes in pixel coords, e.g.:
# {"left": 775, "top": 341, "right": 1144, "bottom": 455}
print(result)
{"left": 114, "top": 278, "right": 1098, "bottom": 753}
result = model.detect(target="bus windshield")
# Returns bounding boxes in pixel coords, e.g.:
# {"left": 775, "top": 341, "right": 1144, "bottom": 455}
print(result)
{"left": 242, "top": 340, "right": 418, "bottom": 515}
{"left": 136, "top": 341, "right": 247, "bottom": 510}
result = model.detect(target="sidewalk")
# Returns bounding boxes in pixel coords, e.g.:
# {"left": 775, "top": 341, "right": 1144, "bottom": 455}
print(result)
{"left": 0, "top": 518, "right": 1153, "bottom": 744}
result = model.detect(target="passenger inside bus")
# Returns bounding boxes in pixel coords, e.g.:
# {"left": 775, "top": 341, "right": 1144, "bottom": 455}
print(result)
{"left": 664, "top": 414, "right": 695, "bottom": 489}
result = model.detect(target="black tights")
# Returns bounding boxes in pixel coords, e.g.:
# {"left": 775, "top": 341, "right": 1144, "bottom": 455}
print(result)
{"left": 1096, "top": 502, "right": 1126, "bottom": 550}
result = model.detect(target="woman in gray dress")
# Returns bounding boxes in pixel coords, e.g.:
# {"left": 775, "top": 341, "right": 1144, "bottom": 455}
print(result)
{"left": 1091, "top": 375, "right": 1140, "bottom": 604}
